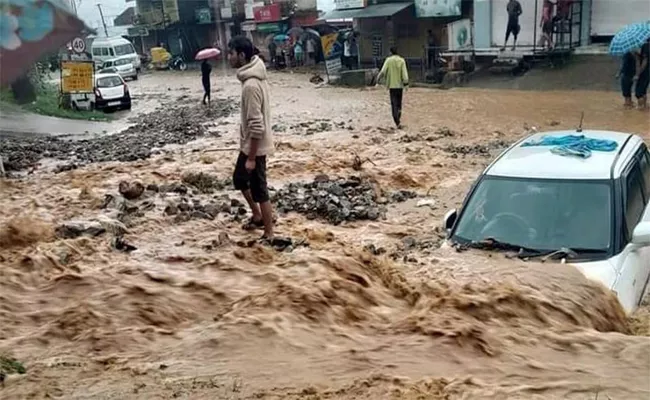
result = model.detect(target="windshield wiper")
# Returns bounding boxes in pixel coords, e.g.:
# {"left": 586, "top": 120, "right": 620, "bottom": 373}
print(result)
{"left": 461, "top": 237, "right": 542, "bottom": 255}
{"left": 524, "top": 247, "right": 608, "bottom": 262}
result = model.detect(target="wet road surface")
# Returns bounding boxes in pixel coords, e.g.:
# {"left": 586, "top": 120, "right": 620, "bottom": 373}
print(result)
{"left": 0, "top": 68, "right": 649, "bottom": 399}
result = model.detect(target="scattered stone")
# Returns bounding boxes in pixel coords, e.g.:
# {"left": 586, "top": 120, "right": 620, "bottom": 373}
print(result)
{"left": 54, "top": 163, "right": 78, "bottom": 173}
{"left": 97, "top": 217, "right": 129, "bottom": 236}
{"left": 439, "top": 140, "right": 510, "bottom": 157}
{"left": 272, "top": 176, "right": 415, "bottom": 225}
{"left": 309, "top": 74, "right": 324, "bottom": 84}
{"left": 390, "top": 190, "right": 418, "bottom": 203}
{"left": 160, "top": 182, "right": 188, "bottom": 194}
{"left": 181, "top": 172, "right": 225, "bottom": 194}
{"left": 272, "top": 124, "right": 287, "bottom": 132}
{"left": 113, "top": 237, "right": 137, "bottom": 252}
{"left": 146, "top": 183, "right": 159, "bottom": 192}
{"left": 55, "top": 221, "right": 106, "bottom": 239}
{"left": 416, "top": 198, "right": 436, "bottom": 209}
{"left": 0, "top": 99, "right": 237, "bottom": 172}
{"left": 119, "top": 181, "right": 145, "bottom": 200}
{"left": 364, "top": 243, "right": 386, "bottom": 255}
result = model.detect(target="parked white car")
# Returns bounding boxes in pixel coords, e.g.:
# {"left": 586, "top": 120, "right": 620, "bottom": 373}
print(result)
{"left": 443, "top": 130, "right": 650, "bottom": 313}
{"left": 101, "top": 57, "right": 138, "bottom": 80}
{"left": 92, "top": 72, "right": 131, "bottom": 111}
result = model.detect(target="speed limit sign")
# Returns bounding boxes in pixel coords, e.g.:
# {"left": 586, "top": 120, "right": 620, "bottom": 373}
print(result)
{"left": 71, "top": 37, "right": 86, "bottom": 54}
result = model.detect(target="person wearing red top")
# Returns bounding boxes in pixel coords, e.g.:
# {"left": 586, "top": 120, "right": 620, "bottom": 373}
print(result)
{"left": 539, "top": 0, "right": 555, "bottom": 50}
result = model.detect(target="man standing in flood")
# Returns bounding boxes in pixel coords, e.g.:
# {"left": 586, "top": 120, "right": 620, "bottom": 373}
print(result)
{"left": 228, "top": 36, "right": 275, "bottom": 241}
{"left": 502, "top": 0, "right": 522, "bottom": 51}
{"left": 376, "top": 46, "right": 409, "bottom": 129}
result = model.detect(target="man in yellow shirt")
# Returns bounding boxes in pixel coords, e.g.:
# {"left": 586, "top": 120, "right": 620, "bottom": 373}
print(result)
{"left": 377, "top": 46, "right": 409, "bottom": 128}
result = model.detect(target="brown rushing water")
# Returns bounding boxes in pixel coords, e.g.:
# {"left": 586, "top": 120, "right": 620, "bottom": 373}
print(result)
{"left": 1, "top": 71, "right": 649, "bottom": 399}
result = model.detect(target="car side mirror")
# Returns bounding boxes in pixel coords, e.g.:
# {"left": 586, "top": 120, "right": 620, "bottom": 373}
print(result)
{"left": 443, "top": 209, "right": 458, "bottom": 233}
{"left": 631, "top": 222, "right": 650, "bottom": 246}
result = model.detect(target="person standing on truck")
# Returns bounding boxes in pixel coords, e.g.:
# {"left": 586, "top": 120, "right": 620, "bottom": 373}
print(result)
{"left": 502, "top": 0, "right": 522, "bottom": 52}
{"left": 201, "top": 59, "right": 212, "bottom": 106}
{"left": 376, "top": 46, "right": 409, "bottom": 129}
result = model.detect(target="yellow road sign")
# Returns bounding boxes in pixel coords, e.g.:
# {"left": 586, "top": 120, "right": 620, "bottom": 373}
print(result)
{"left": 321, "top": 33, "right": 338, "bottom": 59}
{"left": 61, "top": 61, "right": 94, "bottom": 94}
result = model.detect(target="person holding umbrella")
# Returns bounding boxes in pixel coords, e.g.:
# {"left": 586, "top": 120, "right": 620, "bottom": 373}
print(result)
{"left": 610, "top": 22, "right": 650, "bottom": 109}
{"left": 201, "top": 59, "right": 212, "bottom": 106}
{"left": 195, "top": 47, "right": 221, "bottom": 106}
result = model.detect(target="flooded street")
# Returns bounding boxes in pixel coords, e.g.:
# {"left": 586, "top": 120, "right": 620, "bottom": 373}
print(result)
{"left": 1, "top": 69, "right": 649, "bottom": 399}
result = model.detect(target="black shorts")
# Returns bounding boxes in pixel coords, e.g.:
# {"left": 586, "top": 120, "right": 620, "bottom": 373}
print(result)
{"left": 542, "top": 20, "right": 553, "bottom": 35}
{"left": 506, "top": 20, "right": 520, "bottom": 37}
{"left": 233, "top": 151, "right": 269, "bottom": 203}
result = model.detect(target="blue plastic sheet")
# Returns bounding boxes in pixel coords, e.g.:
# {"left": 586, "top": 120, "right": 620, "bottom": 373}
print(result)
{"left": 521, "top": 135, "right": 618, "bottom": 159}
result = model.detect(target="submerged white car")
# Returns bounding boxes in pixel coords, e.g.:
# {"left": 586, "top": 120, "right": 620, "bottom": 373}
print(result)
{"left": 443, "top": 130, "right": 650, "bottom": 313}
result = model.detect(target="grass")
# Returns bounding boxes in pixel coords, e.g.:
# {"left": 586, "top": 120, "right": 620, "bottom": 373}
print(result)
{"left": 0, "top": 83, "right": 109, "bottom": 121}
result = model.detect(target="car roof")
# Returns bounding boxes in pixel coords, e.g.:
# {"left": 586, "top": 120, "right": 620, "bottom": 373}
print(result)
{"left": 92, "top": 36, "right": 131, "bottom": 44}
{"left": 485, "top": 130, "right": 643, "bottom": 180}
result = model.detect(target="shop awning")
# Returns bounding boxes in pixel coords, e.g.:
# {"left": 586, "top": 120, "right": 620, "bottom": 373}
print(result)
{"left": 320, "top": 8, "right": 362, "bottom": 21}
{"left": 354, "top": 2, "right": 413, "bottom": 18}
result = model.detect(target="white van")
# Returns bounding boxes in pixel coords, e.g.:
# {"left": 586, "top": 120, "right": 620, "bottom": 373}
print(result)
{"left": 91, "top": 37, "right": 141, "bottom": 71}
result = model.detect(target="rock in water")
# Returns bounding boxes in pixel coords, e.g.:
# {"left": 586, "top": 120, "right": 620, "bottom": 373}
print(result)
{"left": 119, "top": 181, "right": 145, "bottom": 200}
{"left": 55, "top": 221, "right": 106, "bottom": 239}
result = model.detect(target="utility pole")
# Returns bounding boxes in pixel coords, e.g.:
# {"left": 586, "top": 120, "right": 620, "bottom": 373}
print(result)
{"left": 97, "top": 4, "right": 109, "bottom": 36}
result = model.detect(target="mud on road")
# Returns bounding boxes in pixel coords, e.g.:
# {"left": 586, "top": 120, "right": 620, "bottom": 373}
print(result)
{"left": 0, "top": 70, "right": 649, "bottom": 399}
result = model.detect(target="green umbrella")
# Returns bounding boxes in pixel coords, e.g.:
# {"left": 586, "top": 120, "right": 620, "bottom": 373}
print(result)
{"left": 0, "top": 0, "right": 93, "bottom": 85}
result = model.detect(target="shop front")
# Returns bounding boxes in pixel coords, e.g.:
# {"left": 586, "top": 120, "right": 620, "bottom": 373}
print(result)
{"left": 472, "top": 0, "right": 583, "bottom": 54}
{"left": 250, "top": 4, "right": 289, "bottom": 59}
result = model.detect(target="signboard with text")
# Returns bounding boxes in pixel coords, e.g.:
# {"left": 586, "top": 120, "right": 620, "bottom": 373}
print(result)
{"left": 253, "top": 3, "right": 281, "bottom": 22}
{"left": 61, "top": 61, "right": 94, "bottom": 94}
{"left": 334, "top": 0, "right": 365, "bottom": 10}
{"left": 321, "top": 33, "right": 342, "bottom": 81}
{"left": 415, "top": 0, "right": 461, "bottom": 18}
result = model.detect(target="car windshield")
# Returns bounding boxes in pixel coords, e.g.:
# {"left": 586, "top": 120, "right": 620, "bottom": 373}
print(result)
{"left": 96, "top": 76, "right": 123, "bottom": 88}
{"left": 114, "top": 43, "right": 135, "bottom": 56}
{"left": 452, "top": 177, "right": 612, "bottom": 253}
{"left": 115, "top": 59, "right": 131, "bottom": 66}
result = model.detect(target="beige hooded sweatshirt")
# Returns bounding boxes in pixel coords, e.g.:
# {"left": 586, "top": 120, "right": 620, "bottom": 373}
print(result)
{"left": 236, "top": 55, "right": 273, "bottom": 157}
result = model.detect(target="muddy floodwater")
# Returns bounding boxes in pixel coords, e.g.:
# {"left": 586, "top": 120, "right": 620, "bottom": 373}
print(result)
{"left": 1, "top": 69, "right": 649, "bottom": 399}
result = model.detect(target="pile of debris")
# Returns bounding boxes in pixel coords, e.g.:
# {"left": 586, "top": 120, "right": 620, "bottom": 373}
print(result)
{"left": 0, "top": 99, "right": 236, "bottom": 172}
{"left": 438, "top": 139, "right": 511, "bottom": 158}
{"left": 272, "top": 174, "right": 417, "bottom": 225}
{"left": 398, "top": 126, "right": 457, "bottom": 143}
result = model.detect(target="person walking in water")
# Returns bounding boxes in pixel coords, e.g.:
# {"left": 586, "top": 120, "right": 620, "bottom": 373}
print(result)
{"left": 376, "top": 46, "right": 409, "bottom": 129}
{"left": 201, "top": 59, "right": 212, "bottom": 106}
{"left": 502, "top": 0, "right": 522, "bottom": 51}
{"left": 228, "top": 36, "right": 275, "bottom": 242}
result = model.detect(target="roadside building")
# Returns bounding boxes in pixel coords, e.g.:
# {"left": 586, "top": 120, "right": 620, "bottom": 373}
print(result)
{"left": 132, "top": 0, "right": 217, "bottom": 59}
{"left": 321, "top": 0, "right": 471, "bottom": 76}
{"left": 471, "top": 0, "right": 650, "bottom": 56}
